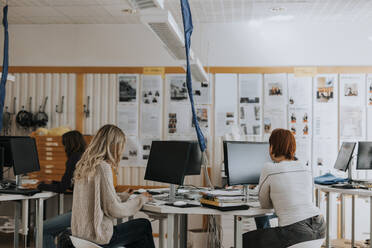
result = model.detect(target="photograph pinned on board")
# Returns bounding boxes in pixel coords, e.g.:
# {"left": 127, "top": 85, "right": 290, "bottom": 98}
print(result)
{"left": 290, "top": 126, "right": 296, "bottom": 135}
{"left": 168, "top": 113, "right": 177, "bottom": 134}
{"left": 290, "top": 113, "right": 296, "bottom": 123}
{"left": 344, "top": 83, "right": 358, "bottom": 97}
{"left": 303, "top": 125, "right": 309, "bottom": 135}
{"left": 268, "top": 83, "right": 283, "bottom": 96}
{"left": 170, "top": 78, "right": 188, "bottom": 102}
{"left": 142, "top": 90, "right": 160, "bottom": 104}
{"left": 316, "top": 77, "right": 335, "bottom": 103}
{"left": 192, "top": 108, "right": 208, "bottom": 128}
{"left": 264, "top": 118, "right": 272, "bottom": 134}
{"left": 240, "top": 97, "right": 260, "bottom": 104}
{"left": 118, "top": 75, "right": 137, "bottom": 103}
{"left": 303, "top": 113, "right": 308, "bottom": 123}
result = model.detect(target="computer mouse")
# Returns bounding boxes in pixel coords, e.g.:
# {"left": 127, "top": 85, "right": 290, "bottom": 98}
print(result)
{"left": 173, "top": 201, "right": 187, "bottom": 207}
{"left": 137, "top": 188, "right": 147, "bottom": 193}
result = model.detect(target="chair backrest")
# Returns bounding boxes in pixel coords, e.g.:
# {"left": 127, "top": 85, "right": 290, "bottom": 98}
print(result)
{"left": 70, "top": 236, "right": 102, "bottom": 248}
{"left": 288, "top": 238, "right": 324, "bottom": 248}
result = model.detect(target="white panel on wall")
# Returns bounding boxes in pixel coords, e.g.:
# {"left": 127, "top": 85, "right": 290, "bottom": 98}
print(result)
{"left": 2, "top": 73, "right": 76, "bottom": 136}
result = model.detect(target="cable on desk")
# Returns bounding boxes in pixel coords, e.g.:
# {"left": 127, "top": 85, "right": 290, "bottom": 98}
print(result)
{"left": 207, "top": 215, "right": 223, "bottom": 248}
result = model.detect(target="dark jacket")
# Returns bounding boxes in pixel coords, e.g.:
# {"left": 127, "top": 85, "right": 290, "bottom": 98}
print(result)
{"left": 37, "top": 152, "right": 82, "bottom": 193}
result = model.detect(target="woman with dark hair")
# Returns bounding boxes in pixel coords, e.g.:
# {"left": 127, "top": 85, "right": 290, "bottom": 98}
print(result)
{"left": 37, "top": 130, "right": 86, "bottom": 248}
{"left": 243, "top": 128, "right": 325, "bottom": 248}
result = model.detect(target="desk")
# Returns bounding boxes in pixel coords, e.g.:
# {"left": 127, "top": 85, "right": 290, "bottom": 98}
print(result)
{"left": 315, "top": 184, "right": 372, "bottom": 248}
{"left": 142, "top": 203, "right": 273, "bottom": 248}
{"left": 0, "top": 192, "right": 56, "bottom": 248}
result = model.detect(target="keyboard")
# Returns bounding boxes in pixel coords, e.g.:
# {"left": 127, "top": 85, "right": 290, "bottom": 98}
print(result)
{"left": 0, "top": 188, "right": 41, "bottom": 196}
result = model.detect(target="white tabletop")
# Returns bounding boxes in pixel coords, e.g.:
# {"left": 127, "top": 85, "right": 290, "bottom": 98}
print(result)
{"left": 315, "top": 184, "right": 372, "bottom": 197}
{"left": 0, "top": 191, "right": 56, "bottom": 201}
{"left": 142, "top": 203, "right": 273, "bottom": 217}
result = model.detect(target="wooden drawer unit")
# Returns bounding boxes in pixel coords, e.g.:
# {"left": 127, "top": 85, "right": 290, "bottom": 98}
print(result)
{"left": 31, "top": 135, "right": 92, "bottom": 182}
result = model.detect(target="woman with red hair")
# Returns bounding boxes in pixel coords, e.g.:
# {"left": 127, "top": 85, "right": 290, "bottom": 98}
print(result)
{"left": 243, "top": 128, "right": 325, "bottom": 248}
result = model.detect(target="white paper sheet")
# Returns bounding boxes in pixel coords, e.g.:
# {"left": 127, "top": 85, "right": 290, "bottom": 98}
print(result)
{"left": 287, "top": 74, "right": 312, "bottom": 106}
{"left": 367, "top": 75, "right": 372, "bottom": 106}
{"left": 117, "top": 104, "right": 138, "bottom": 136}
{"left": 239, "top": 74, "right": 262, "bottom": 104}
{"left": 120, "top": 136, "right": 139, "bottom": 166}
{"left": 193, "top": 81, "right": 211, "bottom": 105}
{"left": 288, "top": 106, "right": 311, "bottom": 137}
{"left": 263, "top": 107, "right": 287, "bottom": 140}
{"left": 215, "top": 74, "right": 238, "bottom": 136}
{"left": 193, "top": 106, "right": 210, "bottom": 135}
{"left": 339, "top": 74, "right": 366, "bottom": 106}
{"left": 139, "top": 138, "right": 159, "bottom": 164}
{"left": 239, "top": 104, "right": 261, "bottom": 136}
{"left": 141, "top": 75, "right": 162, "bottom": 106}
{"left": 167, "top": 104, "right": 193, "bottom": 136}
{"left": 313, "top": 138, "right": 338, "bottom": 175}
{"left": 340, "top": 106, "right": 365, "bottom": 139}
{"left": 296, "top": 137, "right": 311, "bottom": 167}
{"left": 314, "top": 74, "right": 338, "bottom": 104}
{"left": 167, "top": 74, "right": 189, "bottom": 103}
{"left": 367, "top": 108, "right": 372, "bottom": 140}
{"left": 264, "top": 73, "right": 287, "bottom": 107}
{"left": 313, "top": 105, "right": 338, "bottom": 139}
{"left": 118, "top": 74, "right": 138, "bottom": 103}
{"left": 140, "top": 105, "right": 162, "bottom": 138}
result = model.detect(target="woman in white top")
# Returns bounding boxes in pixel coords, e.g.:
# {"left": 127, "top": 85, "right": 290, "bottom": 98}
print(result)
{"left": 243, "top": 128, "right": 325, "bottom": 248}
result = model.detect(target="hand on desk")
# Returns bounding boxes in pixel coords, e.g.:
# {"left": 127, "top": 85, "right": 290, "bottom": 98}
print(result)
{"left": 142, "top": 192, "right": 153, "bottom": 202}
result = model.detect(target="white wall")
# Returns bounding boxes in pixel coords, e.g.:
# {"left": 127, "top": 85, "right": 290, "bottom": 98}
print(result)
{"left": 3, "top": 22, "right": 372, "bottom": 67}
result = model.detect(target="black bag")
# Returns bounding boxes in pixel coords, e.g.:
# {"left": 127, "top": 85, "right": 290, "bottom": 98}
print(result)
{"left": 57, "top": 229, "right": 75, "bottom": 248}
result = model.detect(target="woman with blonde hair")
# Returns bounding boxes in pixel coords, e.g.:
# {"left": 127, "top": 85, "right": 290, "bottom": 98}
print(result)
{"left": 71, "top": 124, "right": 155, "bottom": 248}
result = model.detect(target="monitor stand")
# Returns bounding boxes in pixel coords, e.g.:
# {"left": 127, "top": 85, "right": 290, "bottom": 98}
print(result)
{"left": 169, "top": 184, "right": 176, "bottom": 203}
{"left": 15, "top": 175, "right": 21, "bottom": 188}
{"left": 243, "top": 185, "right": 250, "bottom": 203}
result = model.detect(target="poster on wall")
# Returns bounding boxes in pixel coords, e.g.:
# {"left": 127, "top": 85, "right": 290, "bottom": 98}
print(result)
{"left": 167, "top": 104, "right": 193, "bottom": 136}
{"left": 288, "top": 106, "right": 311, "bottom": 137}
{"left": 167, "top": 74, "right": 189, "bottom": 103}
{"left": 139, "top": 138, "right": 159, "bottom": 164}
{"left": 313, "top": 105, "right": 338, "bottom": 139}
{"left": 215, "top": 74, "right": 238, "bottom": 136}
{"left": 142, "top": 75, "right": 162, "bottom": 106}
{"left": 118, "top": 74, "right": 138, "bottom": 103}
{"left": 239, "top": 105, "right": 261, "bottom": 136}
{"left": 295, "top": 137, "right": 311, "bottom": 167}
{"left": 313, "top": 138, "right": 338, "bottom": 174}
{"left": 193, "top": 81, "right": 211, "bottom": 105}
{"left": 340, "top": 74, "right": 365, "bottom": 106}
{"left": 264, "top": 73, "right": 287, "bottom": 107}
{"left": 287, "top": 74, "right": 312, "bottom": 106}
{"left": 239, "top": 74, "right": 262, "bottom": 104}
{"left": 192, "top": 106, "right": 210, "bottom": 135}
{"left": 121, "top": 136, "right": 139, "bottom": 166}
{"left": 340, "top": 106, "right": 365, "bottom": 140}
{"left": 141, "top": 107, "right": 162, "bottom": 137}
{"left": 263, "top": 107, "right": 287, "bottom": 140}
{"left": 314, "top": 74, "right": 338, "bottom": 104}
{"left": 117, "top": 105, "right": 138, "bottom": 136}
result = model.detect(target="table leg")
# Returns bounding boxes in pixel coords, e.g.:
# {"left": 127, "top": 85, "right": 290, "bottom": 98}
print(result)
{"left": 22, "top": 199, "right": 29, "bottom": 248}
{"left": 352, "top": 195, "right": 355, "bottom": 248}
{"left": 340, "top": 194, "right": 345, "bottom": 239}
{"left": 174, "top": 215, "right": 179, "bottom": 248}
{"left": 167, "top": 214, "right": 175, "bottom": 248}
{"left": 179, "top": 214, "right": 188, "bottom": 248}
{"left": 159, "top": 217, "right": 166, "bottom": 248}
{"left": 14, "top": 200, "right": 21, "bottom": 248}
{"left": 58, "top": 193, "right": 64, "bottom": 215}
{"left": 326, "top": 192, "right": 331, "bottom": 248}
{"left": 35, "top": 198, "right": 44, "bottom": 248}
{"left": 316, "top": 188, "right": 320, "bottom": 207}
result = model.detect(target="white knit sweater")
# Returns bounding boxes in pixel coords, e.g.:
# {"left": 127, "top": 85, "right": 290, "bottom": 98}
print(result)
{"left": 71, "top": 161, "right": 148, "bottom": 245}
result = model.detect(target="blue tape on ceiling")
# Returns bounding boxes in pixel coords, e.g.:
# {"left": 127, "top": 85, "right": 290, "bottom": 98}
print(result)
{"left": 180, "top": 0, "right": 207, "bottom": 152}
{"left": 0, "top": 5, "right": 8, "bottom": 132}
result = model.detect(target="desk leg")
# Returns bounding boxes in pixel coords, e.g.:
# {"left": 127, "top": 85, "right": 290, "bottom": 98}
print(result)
{"left": 159, "top": 217, "right": 166, "bottom": 248}
{"left": 58, "top": 194, "right": 64, "bottom": 215}
{"left": 352, "top": 195, "right": 355, "bottom": 248}
{"left": 35, "top": 198, "right": 44, "bottom": 248}
{"left": 316, "top": 188, "right": 320, "bottom": 207}
{"left": 22, "top": 199, "right": 29, "bottom": 248}
{"left": 14, "top": 200, "right": 21, "bottom": 248}
{"left": 167, "top": 214, "right": 175, "bottom": 248}
{"left": 326, "top": 192, "right": 331, "bottom": 248}
{"left": 174, "top": 215, "right": 179, "bottom": 248}
{"left": 179, "top": 214, "right": 188, "bottom": 248}
{"left": 340, "top": 194, "right": 345, "bottom": 239}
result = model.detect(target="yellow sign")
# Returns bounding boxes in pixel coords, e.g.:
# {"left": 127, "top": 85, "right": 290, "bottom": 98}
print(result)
{"left": 143, "top": 67, "right": 165, "bottom": 75}
{"left": 294, "top": 67, "right": 317, "bottom": 77}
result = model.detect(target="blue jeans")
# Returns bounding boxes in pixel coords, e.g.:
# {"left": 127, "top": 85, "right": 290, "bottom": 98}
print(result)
{"left": 43, "top": 212, "right": 71, "bottom": 248}
{"left": 102, "top": 218, "right": 155, "bottom": 248}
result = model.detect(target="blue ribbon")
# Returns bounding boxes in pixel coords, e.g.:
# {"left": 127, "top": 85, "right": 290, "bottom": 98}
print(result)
{"left": 180, "top": 0, "right": 206, "bottom": 152}
{"left": 0, "top": 5, "right": 8, "bottom": 132}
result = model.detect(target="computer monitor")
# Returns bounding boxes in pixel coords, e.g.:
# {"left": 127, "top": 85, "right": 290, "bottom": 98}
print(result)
{"left": 184, "top": 141, "right": 202, "bottom": 176}
{"left": 144, "top": 141, "right": 194, "bottom": 185}
{"left": 223, "top": 141, "right": 271, "bottom": 186}
{"left": 334, "top": 142, "right": 356, "bottom": 172}
{"left": 10, "top": 137, "right": 40, "bottom": 176}
{"left": 357, "top": 142, "right": 372, "bottom": 170}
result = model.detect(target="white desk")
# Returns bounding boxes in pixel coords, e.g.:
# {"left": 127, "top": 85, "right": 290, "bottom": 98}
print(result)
{"left": 315, "top": 184, "right": 372, "bottom": 248}
{"left": 0, "top": 192, "right": 56, "bottom": 248}
{"left": 142, "top": 203, "right": 273, "bottom": 248}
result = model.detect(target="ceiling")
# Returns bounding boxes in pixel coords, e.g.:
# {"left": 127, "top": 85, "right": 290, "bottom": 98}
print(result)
{"left": 1, "top": 0, "right": 372, "bottom": 24}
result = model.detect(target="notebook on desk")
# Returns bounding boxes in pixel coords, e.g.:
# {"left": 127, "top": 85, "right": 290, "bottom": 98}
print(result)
{"left": 0, "top": 188, "right": 41, "bottom": 196}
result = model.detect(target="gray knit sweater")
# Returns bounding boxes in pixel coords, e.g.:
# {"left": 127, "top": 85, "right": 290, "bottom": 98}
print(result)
{"left": 71, "top": 162, "right": 148, "bottom": 245}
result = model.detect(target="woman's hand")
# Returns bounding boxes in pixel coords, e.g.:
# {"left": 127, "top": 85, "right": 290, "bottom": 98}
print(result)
{"left": 125, "top": 188, "right": 134, "bottom": 195}
{"left": 141, "top": 192, "right": 153, "bottom": 202}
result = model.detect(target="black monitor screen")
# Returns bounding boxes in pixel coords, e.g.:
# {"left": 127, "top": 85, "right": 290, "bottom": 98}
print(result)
{"left": 10, "top": 137, "right": 40, "bottom": 175}
{"left": 0, "top": 137, "right": 12, "bottom": 167}
{"left": 185, "top": 141, "right": 202, "bottom": 176}
{"left": 144, "top": 141, "right": 192, "bottom": 185}
{"left": 224, "top": 141, "right": 270, "bottom": 185}
{"left": 334, "top": 142, "right": 356, "bottom": 172}
{"left": 357, "top": 142, "right": 372, "bottom": 170}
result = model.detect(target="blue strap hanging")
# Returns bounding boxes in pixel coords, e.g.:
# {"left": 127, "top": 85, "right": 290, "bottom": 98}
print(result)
{"left": 180, "top": 0, "right": 206, "bottom": 152}
{"left": 0, "top": 5, "right": 8, "bottom": 132}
